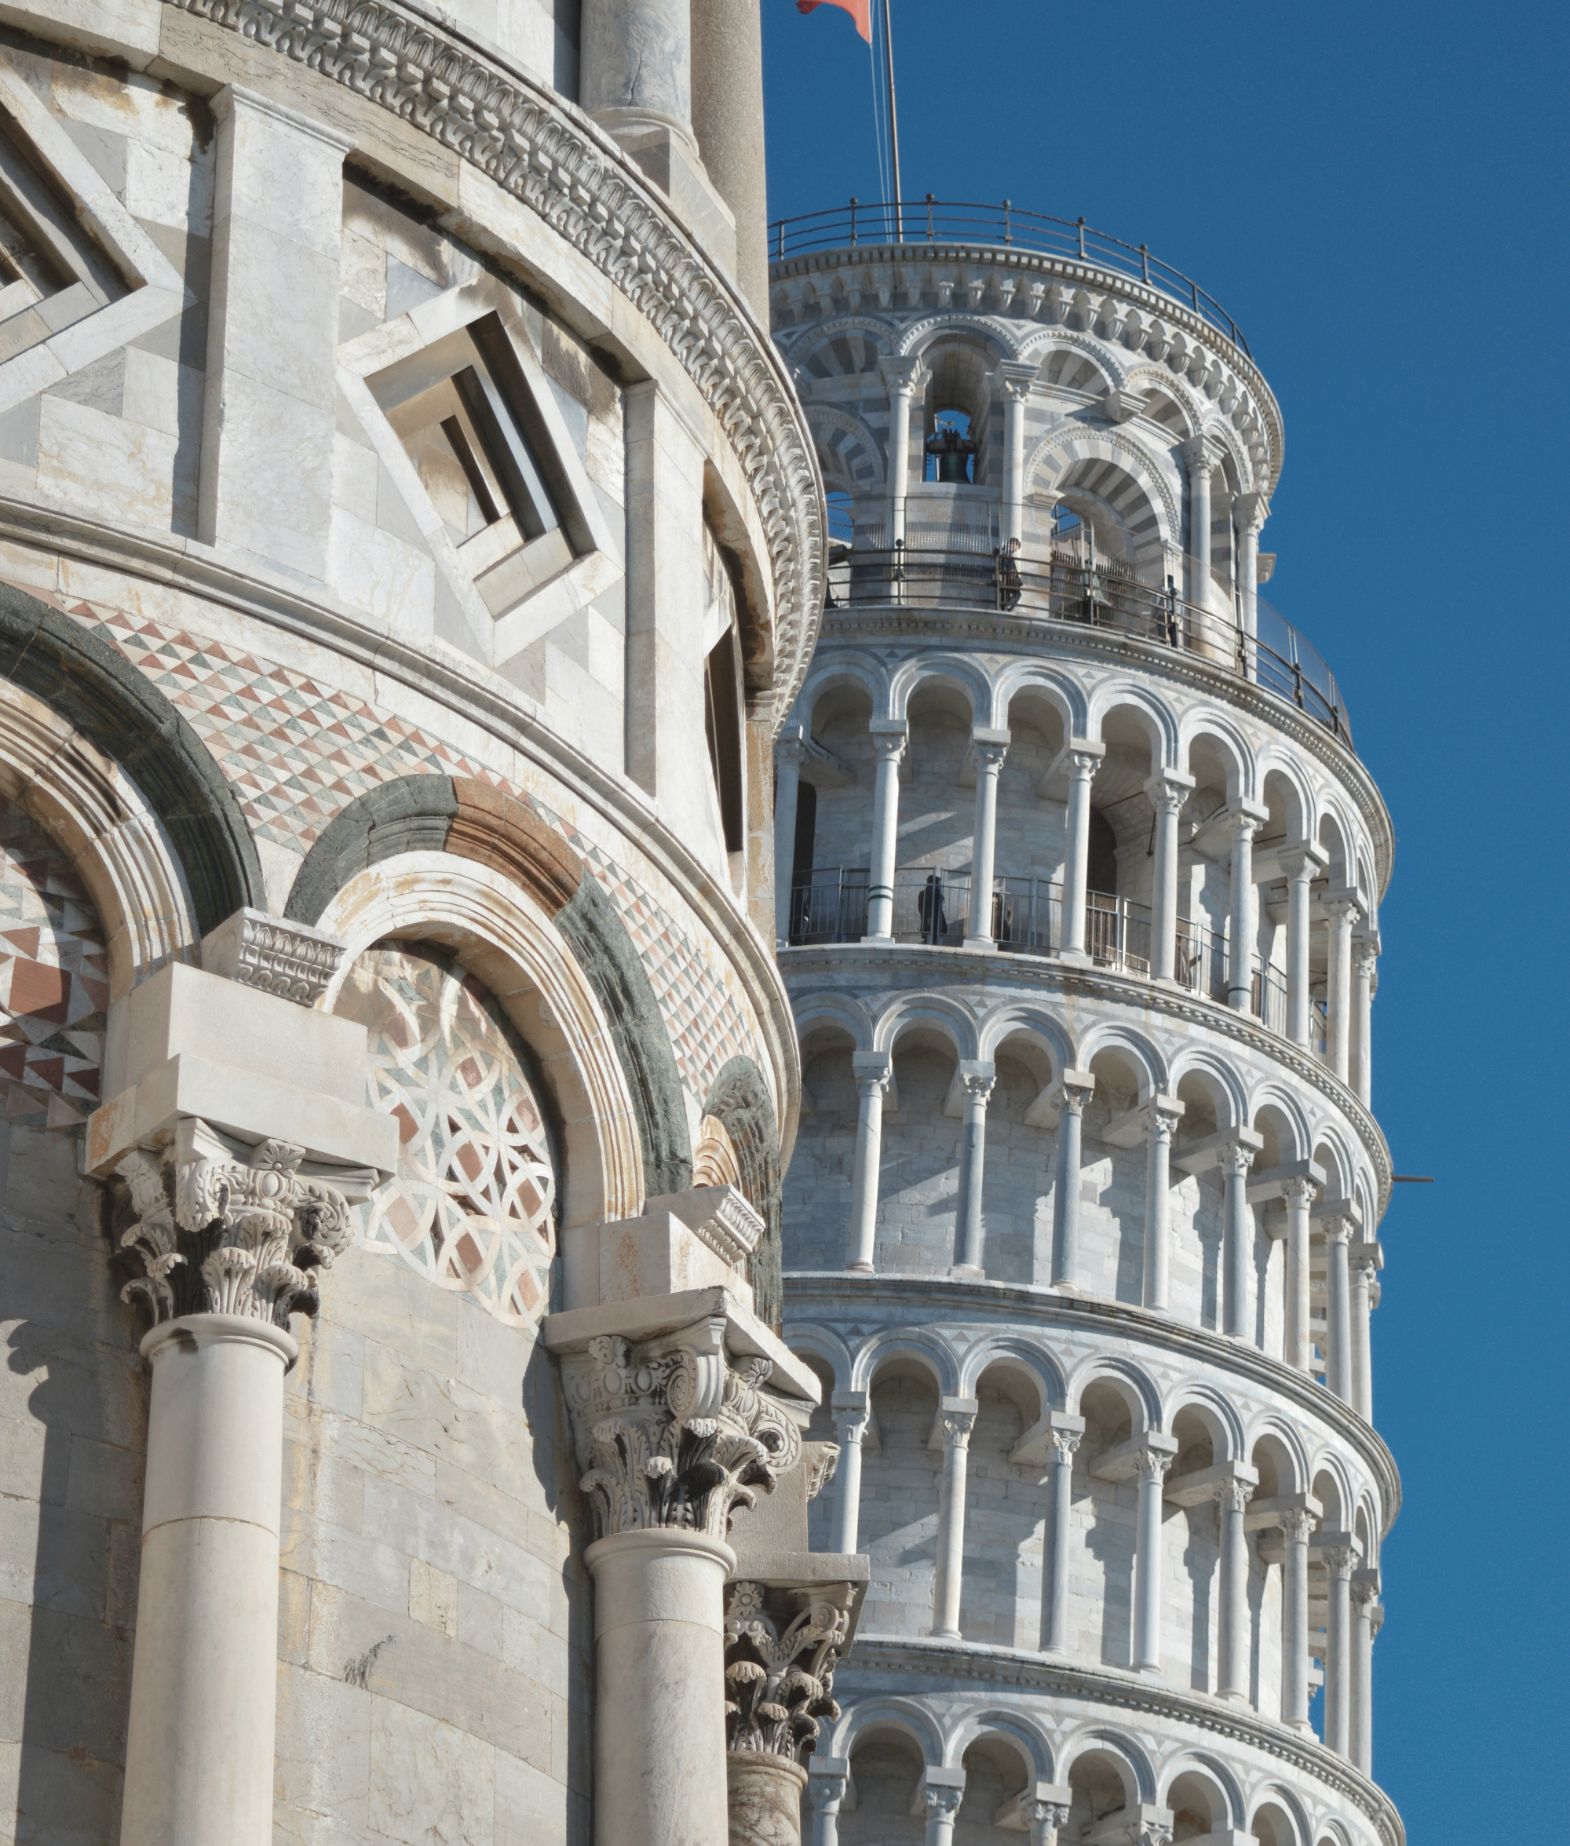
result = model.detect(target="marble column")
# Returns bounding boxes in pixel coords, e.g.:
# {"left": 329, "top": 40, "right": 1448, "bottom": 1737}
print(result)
{"left": 1324, "top": 893, "right": 1360, "bottom": 1083}
{"left": 690, "top": 0, "right": 766, "bottom": 305}
{"left": 998, "top": 362, "right": 1036, "bottom": 543}
{"left": 952, "top": 1064, "right": 996, "bottom": 1274}
{"left": 831, "top": 1398, "right": 870, "bottom": 1554}
{"left": 881, "top": 357, "right": 923, "bottom": 547}
{"left": 774, "top": 727, "right": 808, "bottom": 945}
{"left": 1322, "top": 1542, "right": 1356, "bottom": 1756}
{"left": 931, "top": 1404, "right": 976, "bottom": 1639}
{"left": 1041, "top": 1422, "right": 1083, "bottom": 1654}
{"left": 964, "top": 735, "right": 1009, "bottom": 948}
{"left": 1132, "top": 1445, "right": 1174, "bottom": 1673}
{"left": 1144, "top": 771, "right": 1193, "bottom": 982}
{"left": 1235, "top": 490, "right": 1269, "bottom": 651}
{"left": 1351, "top": 931, "right": 1379, "bottom": 1104}
{"left": 864, "top": 722, "right": 908, "bottom": 940}
{"left": 1221, "top": 1136, "right": 1258, "bottom": 1340}
{"left": 114, "top": 1121, "right": 363, "bottom": 1846}
{"left": 565, "top": 1332, "right": 806, "bottom": 1846}
{"left": 581, "top": 0, "right": 694, "bottom": 145}
{"left": 1050, "top": 1075, "right": 1096, "bottom": 1290}
{"left": 1280, "top": 1507, "right": 1315, "bottom": 1733}
{"left": 1181, "top": 437, "right": 1216, "bottom": 607}
{"left": 1024, "top": 1797, "right": 1071, "bottom": 1846}
{"left": 1280, "top": 845, "right": 1323, "bottom": 1048}
{"left": 1216, "top": 1475, "right": 1254, "bottom": 1700}
{"left": 1323, "top": 1214, "right": 1354, "bottom": 1402}
{"left": 1225, "top": 806, "right": 1263, "bottom": 1011}
{"left": 1350, "top": 1572, "right": 1381, "bottom": 1773}
{"left": 1059, "top": 744, "right": 1104, "bottom": 959}
{"left": 1283, "top": 1175, "right": 1318, "bottom": 1375}
{"left": 1141, "top": 1096, "right": 1184, "bottom": 1312}
{"left": 1350, "top": 1243, "right": 1381, "bottom": 1421}
{"left": 846, "top": 1054, "right": 892, "bottom": 1271}
{"left": 805, "top": 1758, "right": 850, "bottom": 1846}
{"left": 921, "top": 1778, "right": 965, "bottom": 1845}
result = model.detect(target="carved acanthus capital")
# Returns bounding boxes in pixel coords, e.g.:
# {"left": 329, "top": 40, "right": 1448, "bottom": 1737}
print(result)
{"left": 1133, "top": 1445, "right": 1173, "bottom": 1486}
{"left": 1280, "top": 1506, "right": 1316, "bottom": 1545}
{"left": 1066, "top": 747, "right": 1103, "bottom": 782}
{"left": 565, "top": 1328, "right": 803, "bottom": 1542}
{"left": 1025, "top": 1798, "right": 1071, "bottom": 1834}
{"left": 1282, "top": 1174, "right": 1319, "bottom": 1211}
{"left": 1049, "top": 1428, "right": 1082, "bottom": 1465}
{"left": 938, "top": 1409, "right": 976, "bottom": 1451}
{"left": 724, "top": 1579, "right": 855, "bottom": 1765}
{"left": 1221, "top": 1137, "right": 1257, "bottom": 1180}
{"left": 1216, "top": 1476, "right": 1254, "bottom": 1515}
{"left": 922, "top": 1784, "right": 965, "bottom": 1819}
{"left": 116, "top": 1117, "right": 372, "bottom": 1329}
{"left": 1135, "top": 1825, "right": 1174, "bottom": 1846}
{"left": 959, "top": 1071, "right": 996, "bottom": 1107}
{"left": 1322, "top": 1543, "right": 1357, "bottom": 1578}
{"left": 806, "top": 1443, "right": 840, "bottom": 1502}
{"left": 869, "top": 726, "right": 909, "bottom": 768}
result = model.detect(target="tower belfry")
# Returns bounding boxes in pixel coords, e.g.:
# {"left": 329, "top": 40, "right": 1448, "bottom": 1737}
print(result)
{"left": 770, "top": 201, "right": 1397, "bottom": 1846}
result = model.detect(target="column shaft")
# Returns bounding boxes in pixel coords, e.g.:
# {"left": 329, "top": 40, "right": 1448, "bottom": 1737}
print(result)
{"left": 1284, "top": 1177, "right": 1316, "bottom": 1374}
{"left": 1325, "top": 1219, "right": 1354, "bottom": 1402}
{"left": 1050, "top": 1088, "right": 1090, "bottom": 1289}
{"left": 1227, "top": 812, "right": 1259, "bottom": 1011}
{"left": 1283, "top": 854, "right": 1316, "bottom": 1047}
{"left": 1352, "top": 938, "right": 1377, "bottom": 1103}
{"left": 1222, "top": 1141, "right": 1256, "bottom": 1340}
{"left": 589, "top": 1530, "right": 734, "bottom": 1846}
{"left": 1351, "top": 1252, "right": 1377, "bottom": 1421}
{"left": 931, "top": 1414, "right": 973, "bottom": 1639}
{"left": 1324, "top": 1552, "right": 1354, "bottom": 1755}
{"left": 846, "top": 1066, "right": 889, "bottom": 1271}
{"left": 1145, "top": 776, "right": 1189, "bottom": 982}
{"left": 864, "top": 729, "right": 906, "bottom": 940}
{"left": 580, "top": 0, "right": 693, "bottom": 139}
{"left": 1325, "top": 899, "right": 1357, "bottom": 1082}
{"left": 831, "top": 1410, "right": 867, "bottom": 1554}
{"left": 1042, "top": 1433, "right": 1079, "bottom": 1654}
{"left": 774, "top": 738, "right": 805, "bottom": 944}
{"left": 119, "top": 1316, "right": 296, "bottom": 1846}
{"left": 1281, "top": 1514, "right": 1313, "bottom": 1731}
{"left": 953, "top": 1077, "right": 993, "bottom": 1273}
{"left": 1059, "top": 751, "right": 1100, "bottom": 957}
{"left": 1184, "top": 441, "right": 1214, "bottom": 604}
{"left": 1142, "top": 1107, "right": 1177, "bottom": 1312}
{"left": 1132, "top": 1453, "right": 1170, "bottom": 1673}
{"left": 1216, "top": 1482, "right": 1252, "bottom": 1700}
{"left": 1351, "top": 1584, "right": 1379, "bottom": 1772}
{"left": 965, "top": 742, "right": 1007, "bottom": 947}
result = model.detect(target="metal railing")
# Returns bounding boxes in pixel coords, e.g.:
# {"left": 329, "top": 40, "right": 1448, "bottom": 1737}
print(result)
{"left": 770, "top": 198, "right": 1251, "bottom": 356}
{"left": 825, "top": 541, "right": 1352, "bottom": 745}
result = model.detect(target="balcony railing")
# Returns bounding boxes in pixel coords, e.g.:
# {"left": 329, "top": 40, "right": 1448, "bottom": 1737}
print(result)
{"left": 825, "top": 542, "right": 1352, "bottom": 746}
{"left": 769, "top": 197, "right": 1251, "bottom": 356}
{"left": 788, "top": 867, "right": 1317, "bottom": 1052}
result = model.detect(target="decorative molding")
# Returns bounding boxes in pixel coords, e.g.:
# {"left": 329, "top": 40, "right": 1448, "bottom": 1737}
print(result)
{"left": 564, "top": 1330, "right": 803, "bottom": 1541}
{"left": 201, "top": 907, "right": 346, "bottom": 1006}
{"left": 117, "top": 1117, "right": 376, "bottom": 1327}
{"left": 158, "top": 0, "right": 824, "bottom": 725}
{"left": 724, "top": 1579, "right": 854, "bottom": 1764}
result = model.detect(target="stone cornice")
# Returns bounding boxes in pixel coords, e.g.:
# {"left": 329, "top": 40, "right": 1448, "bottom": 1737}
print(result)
{"left": 155, "top": 0, "right": 825, "bottom": 726}
{"left": 770, "top": 243, "right": 1284, "bottom": 491}
{"left": 813, "top": 610, "right": 1393, "bottom": 893}
{"left": 780, "top": 944, "right": 1394, "bottom": 1214}
{"left": 841, "top": 1640, "right": 1404, "bottom": 1846}
{"left": 783, "top": 1272, "right": 1401, "bottom": 1523}
{"left": 0, "top": 497, "right": 800, "bottom": 1124}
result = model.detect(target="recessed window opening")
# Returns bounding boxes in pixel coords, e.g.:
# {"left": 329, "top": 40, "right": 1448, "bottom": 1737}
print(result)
{"left": 924, "top": 408, "right": 976, "bottom": 482}
{"left": 703, "top": 522, "right": 746, "bottom": 859}
{"left": 375, "top": 319, "right": 588, "bottom": 614}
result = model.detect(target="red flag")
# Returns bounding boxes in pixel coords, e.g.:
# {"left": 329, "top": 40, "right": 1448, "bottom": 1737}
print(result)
{"left": 797, "top": 0, "right": 873, "bottom": 43}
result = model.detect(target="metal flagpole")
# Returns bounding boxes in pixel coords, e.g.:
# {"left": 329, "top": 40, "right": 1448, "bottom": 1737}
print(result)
{"left": 882, "top": 0, "right": 903, "bottom": 240}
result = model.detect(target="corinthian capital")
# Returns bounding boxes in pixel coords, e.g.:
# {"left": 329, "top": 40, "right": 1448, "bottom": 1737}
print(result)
{"left": 565, "top": 1328, "right": 803, "bottom": 1542}
{"left": 116, "top": 1117, "right": 374, "bottom": 1330}
{"left": 724, "top": 1578, "right": 856, "bottom": 1765}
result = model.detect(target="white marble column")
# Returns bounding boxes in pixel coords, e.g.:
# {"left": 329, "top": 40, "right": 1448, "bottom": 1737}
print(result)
{"left": 1144, "top": 771, "right": 1193, "bottom": 981}
{"left": 952, "top": 1063, "right": 996, "bottom": 1275}
{"left": 1324, "top": 892, "right": 1360, "bottom": 1083}
{"left": 920, "top": 1777, "right": 966, "bottom": 1846}
{"left": 1058, "top": 744, "right": 1104, "bottom": 959}
{"left": 581, "top": 0, "right": 693, "bottom": 144}
{"left": 689, "top": 0, "right": 766, "bottom": 304}
{"left": 864, "top": 722, "right": 908, "bottom": 941}
{"left": 1181, "top": 437, "right": 1216, "bottom": 606}
{"left": 806, "top": 1757, "right": 850, "bottom": 1846}
{"left": 1023, "top": 1796, "right": 1071, "bottom": 1846}
{"left": 1351, "top": 1243, "right": 1381, "bottom": 1421}
{"left": 964, "top": 734, "right": 1009, "bottom": 948}
{"left": 1351, "top": 931, "right": 1379, "bottom": 1104}
{"left": 115, "top": 1124, "right": 363, "bottom": 1846}
{"left": 1050, "top": 1074, "right": 1096, "bottom": 1290}
{"left": 1041, "top": 1421, "right": 1083, "bottom": 1654}
{"left": 1351, "top": 1572, "right": 1381, "bottom": 1773}
{"left": 1280, "top": 1506, "right": 1315, "bottom": 1733}
{"left": 931, "top": 1403, "right": 976, "bottom": 1639}
{"left": 1283, "top": 1174, "right": 1318, "bottom": 1374}
{"left": 1321, "top": 1541, "right": 1356, "bottom": 1755}
{"left": 1235, "top": 490, "right": 1269, "bottom": 651}
{"left": 881, "top": 356, "right": 924, "bottom": 547}
{"left": 1141, "top": 1096, "right": 1184, "bottom": 1312}
{"left": 831, "top": 1397, "right": 870, "bottom": 1554}
{"left": 1216, "top": 1474, "right": 1254, "bottom": 1700}
{"left": 1225, "top": 806, "right": 1264, "bottom": 1011}
{"left": 998, "top": 362, "right": 1036, "bottom": 543}
{"left": 1221, "top": 1135, "right": 1258, "bottom": 1340}
{"left": 774, "top": 726, "right": 808, "bottom": 944}
{"left": 1132, "top": 1444, "right": 1174, "bottom": 1673}
{"left": 1280, "top": 845, "right": 1323, "bottom": 1047}
{"left": 846, "top": 1054, "right": 893, "bottom": 1271}
{"left": 1323, "top": 1213, "right": 1355, "bottom": 1402}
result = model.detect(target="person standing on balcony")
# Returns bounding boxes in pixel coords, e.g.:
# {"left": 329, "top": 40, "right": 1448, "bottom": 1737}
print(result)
{"left": 996, "top": 536, "right": 1023, "bottom": 611}
{"left": 918, "top": 870, "right": 947, "bottom": 944}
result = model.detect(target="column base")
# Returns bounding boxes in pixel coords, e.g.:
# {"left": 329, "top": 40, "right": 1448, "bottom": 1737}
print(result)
{"left": 1058, "top": 949, "right": 1092, "bottom": 968}
{"left": 949, "top": 1264, "right": 984, "bottom": 1281}
{"left": 846, "top": 1261, "right": 875, "bottom": 1275}
{"left": 961, "top": 935, "right": 995, "bottom": 951}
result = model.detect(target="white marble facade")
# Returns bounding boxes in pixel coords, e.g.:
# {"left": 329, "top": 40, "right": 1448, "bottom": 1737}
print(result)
{"left": 772, "top": 232, "right": 1401, "bottom": 1846}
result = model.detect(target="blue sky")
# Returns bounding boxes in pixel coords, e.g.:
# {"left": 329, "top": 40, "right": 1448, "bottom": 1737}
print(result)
{"left": 760, "top": 1, "right": 1569, "bottom": 1831}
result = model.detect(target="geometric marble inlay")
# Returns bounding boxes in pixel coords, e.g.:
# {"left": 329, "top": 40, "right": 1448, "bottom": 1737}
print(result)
{"left": 0, "top": 802, "right": 107, "bottom": 1129}
{"left": 335, "top": 943, "right": 557, "bottom": 1325}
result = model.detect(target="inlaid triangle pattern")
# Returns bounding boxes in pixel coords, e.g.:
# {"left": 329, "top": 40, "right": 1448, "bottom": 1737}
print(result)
{"left": 0, "top": 805, "right": 107, "bottom": 1130}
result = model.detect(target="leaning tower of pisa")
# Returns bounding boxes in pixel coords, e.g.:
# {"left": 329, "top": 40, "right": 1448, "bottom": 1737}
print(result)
{"left": 769, "top": 203, "right": 1398, "bottom": 1846}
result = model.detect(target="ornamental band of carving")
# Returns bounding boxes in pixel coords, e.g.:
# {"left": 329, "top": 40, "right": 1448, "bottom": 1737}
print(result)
{"left": 161, "top": 0, "right": 824, "bottom": 725}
